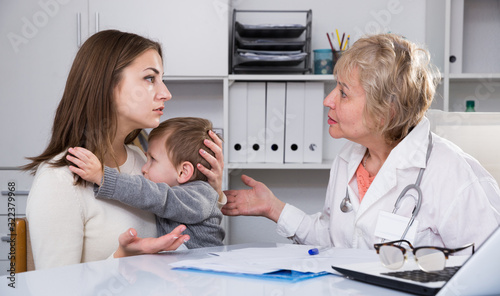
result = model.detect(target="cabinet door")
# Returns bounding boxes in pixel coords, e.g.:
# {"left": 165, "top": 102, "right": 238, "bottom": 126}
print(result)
{"left": 0, "top": 1, "right": 89, "bottom": 168}
{"left": 88, "top": 0, "right": 228, "bottom": 76}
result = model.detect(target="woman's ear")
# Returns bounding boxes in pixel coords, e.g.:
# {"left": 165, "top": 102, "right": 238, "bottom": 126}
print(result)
{"left": 177, "top": 161, "right": 194, "bottom": 184}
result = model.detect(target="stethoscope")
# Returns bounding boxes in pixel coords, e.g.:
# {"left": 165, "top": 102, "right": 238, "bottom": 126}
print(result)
{"left": 340, "top": 132, "right": 433, "bottom": 240}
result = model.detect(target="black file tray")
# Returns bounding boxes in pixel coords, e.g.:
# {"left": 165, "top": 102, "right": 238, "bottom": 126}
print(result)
{"left": 232, "top": 66, "right": 309, "bottom": 74}
{"left": 235, "top": 35, "right": 306, "bottom": 51}
{"left": 231, "top": 10, "right": 312, "bottom": 74}
{"left": 235, "top": 53, "right": 307, "bottom": 67}
{"left": 235, "top": 22, "right": 306, "bottom": 38}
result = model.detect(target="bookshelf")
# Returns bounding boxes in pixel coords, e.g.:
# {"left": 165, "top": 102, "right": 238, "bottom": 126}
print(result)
{"left": 440, "top": 0, "right": 500, "bottom": 112}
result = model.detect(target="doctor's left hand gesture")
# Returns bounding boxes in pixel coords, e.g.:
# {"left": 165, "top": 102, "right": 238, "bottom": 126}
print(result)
{"left": 222, "top": 174, "right": 285, "bottom": 223}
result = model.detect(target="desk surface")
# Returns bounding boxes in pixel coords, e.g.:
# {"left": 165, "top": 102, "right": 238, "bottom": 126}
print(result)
{"left": 1, "top": 244, "right": 411, "bottom": 296}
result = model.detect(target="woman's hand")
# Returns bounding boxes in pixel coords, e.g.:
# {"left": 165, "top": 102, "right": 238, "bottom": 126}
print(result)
{"left": 198, "top": 130, "right": 224, "bottom": 196}
{"left": 222, "top": 175, "right": 285, "bottom": 223}
{"left": 67, "top": 147, "right": 103, "bottom": 185}
{"left": 114, "top": 225, "right": 190, "bottom": 258}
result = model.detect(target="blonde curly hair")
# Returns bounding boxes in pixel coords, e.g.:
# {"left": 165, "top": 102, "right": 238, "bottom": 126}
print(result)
{"left": 334, "top": 33, "right": 440, "bottom": 144}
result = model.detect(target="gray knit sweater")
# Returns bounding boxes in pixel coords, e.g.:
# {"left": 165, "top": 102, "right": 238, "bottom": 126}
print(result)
{"left": 94, "top": 166, "right": 225, "bottom": 249}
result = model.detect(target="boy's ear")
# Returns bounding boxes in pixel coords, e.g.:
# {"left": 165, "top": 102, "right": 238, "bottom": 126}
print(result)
{"left": 177, "top": 161, "right": 194, "bottom": 184}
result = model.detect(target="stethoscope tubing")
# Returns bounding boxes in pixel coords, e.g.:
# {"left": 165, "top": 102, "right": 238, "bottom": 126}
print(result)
{"left": 340, "top": 132, "right": 434, "bottom": 240}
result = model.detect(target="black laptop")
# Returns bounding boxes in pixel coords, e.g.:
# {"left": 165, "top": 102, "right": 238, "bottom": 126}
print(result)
{"left": 332, "top": 227, "right": 500, "bottom": 296}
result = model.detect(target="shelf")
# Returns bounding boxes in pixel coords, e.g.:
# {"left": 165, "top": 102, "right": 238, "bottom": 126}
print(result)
{"left": 228, "top": 74, "right": 335, "bottom": 82}
{"left": 161, "top": 75, "right": 337, "bottom": 83}
{"left": 162, "top": 76, "right": 227, "bottom": 82}
{"left": 161, "top": 73, "right": 500, "bottom": 84}
{"left": 448, "top": 73, "right": 500, "bottom": 82}
{"left": 227, "top": 161, "right": 333, "bottom": 170}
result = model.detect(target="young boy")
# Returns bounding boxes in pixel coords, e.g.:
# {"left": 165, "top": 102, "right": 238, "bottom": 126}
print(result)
{"left": 67, "top": 117, "right": 225, "bottom": 249}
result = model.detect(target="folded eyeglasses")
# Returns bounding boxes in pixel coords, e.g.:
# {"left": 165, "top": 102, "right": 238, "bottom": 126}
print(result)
{"left": 374, "top": 240, "right": 475, "bottom": 272}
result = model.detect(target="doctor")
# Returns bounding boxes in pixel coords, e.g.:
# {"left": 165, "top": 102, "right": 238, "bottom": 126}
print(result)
{"left": 223, "top": 33, "right": 500, "bottom": 249}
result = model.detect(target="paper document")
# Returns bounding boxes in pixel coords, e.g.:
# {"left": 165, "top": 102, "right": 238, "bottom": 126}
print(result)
{"left": 170, "top": 244, "right": 378, "bottom": 277}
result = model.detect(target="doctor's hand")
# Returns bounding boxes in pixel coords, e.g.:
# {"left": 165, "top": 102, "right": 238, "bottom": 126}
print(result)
{"left": 114, "top": 225, "right": 190, "bottom": 258}
{"left": 222, "top": 175, "right": 285, "bottom": 223}
{"left": 198, "top": 130, "right": 224, "bottom": 196}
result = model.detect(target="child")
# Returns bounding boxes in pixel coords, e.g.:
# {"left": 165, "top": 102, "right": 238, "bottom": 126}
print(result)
{"left": 67, "top": 117, "right": 225, "bottom": 249}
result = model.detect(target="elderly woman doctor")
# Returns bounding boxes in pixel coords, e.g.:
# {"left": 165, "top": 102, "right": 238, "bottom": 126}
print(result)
{"left": 223, "top": 33, "right": 500, "bottom": 250}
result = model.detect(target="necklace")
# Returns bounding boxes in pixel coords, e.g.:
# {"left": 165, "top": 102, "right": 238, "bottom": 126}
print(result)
{"left": 363, "top": 151, "right": 370, "bottom": 168}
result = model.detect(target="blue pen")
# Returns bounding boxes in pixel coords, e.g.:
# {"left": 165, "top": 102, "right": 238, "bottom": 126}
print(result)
{"left": 308, "top": 247, "right": 328, "bottom": 255}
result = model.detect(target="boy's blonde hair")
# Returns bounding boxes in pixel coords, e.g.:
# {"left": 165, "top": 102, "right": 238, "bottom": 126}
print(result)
{"left": 149, "top": 117, "right": 219, "bottom": 182}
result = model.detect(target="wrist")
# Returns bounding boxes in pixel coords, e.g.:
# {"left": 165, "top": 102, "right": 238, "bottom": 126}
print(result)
{"left": 268, "top": 199, "right": 286, "bottom": 223}
{"left": 114, "top": 247, "right": 125, "bottom": 258}
{"left": 94, "top": 170, "right": 104, "bottom": 186}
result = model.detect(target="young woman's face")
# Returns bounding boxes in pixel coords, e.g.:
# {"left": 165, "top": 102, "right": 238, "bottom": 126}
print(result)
{"left": 114, "top": 49, "right": 171, "bottom": 132}
{"left": 142, "top": 135, "right": 179, "bottom": 186}
{"left": 323, "top": 67, "right": 372, "bottom": 144}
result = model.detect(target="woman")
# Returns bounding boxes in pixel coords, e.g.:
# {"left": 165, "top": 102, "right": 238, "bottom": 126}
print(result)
{"left": 24, "top": 30, "right": 224, "bottom": 269}
{"left": 223, "top": 34, "right": 500, "bottom": 250}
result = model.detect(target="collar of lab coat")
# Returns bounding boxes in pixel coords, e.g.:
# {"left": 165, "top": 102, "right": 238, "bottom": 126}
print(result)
{"left": 337, "top": 116, "right": 432, "bottom": 218}
{"left": 385, "top": 116, "right": 431, "bottom": 171}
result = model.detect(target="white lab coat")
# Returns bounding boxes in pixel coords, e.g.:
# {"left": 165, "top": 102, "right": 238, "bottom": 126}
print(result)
{"left": 277, "top": 117, "right": 500, "bottom": 249}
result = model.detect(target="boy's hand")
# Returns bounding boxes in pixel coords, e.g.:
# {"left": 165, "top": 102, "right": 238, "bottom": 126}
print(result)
{"left": 67, "top": 147, "right": 103, "bottom": 185}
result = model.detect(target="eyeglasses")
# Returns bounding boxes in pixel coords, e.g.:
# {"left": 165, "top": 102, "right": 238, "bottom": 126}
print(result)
{"left": 373, "top": 240, "right": 475, "bottom": 272}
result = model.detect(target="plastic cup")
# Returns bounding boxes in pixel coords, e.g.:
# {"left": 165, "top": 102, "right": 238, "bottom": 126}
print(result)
{"left": 313, "top": 49, "right": 333, "bottom": 75}
{"left": 313, "top": 49, "right": 344, "bottom": 75}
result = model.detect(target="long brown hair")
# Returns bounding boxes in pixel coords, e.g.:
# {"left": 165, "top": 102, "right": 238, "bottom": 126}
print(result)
{"left": 23, "top": 30, "right": 163, "bottom": 185}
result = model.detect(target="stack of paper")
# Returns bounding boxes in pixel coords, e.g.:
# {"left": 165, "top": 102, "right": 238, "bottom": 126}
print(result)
{"left": 170, "top": 245, "right": 378, "bottom": 282}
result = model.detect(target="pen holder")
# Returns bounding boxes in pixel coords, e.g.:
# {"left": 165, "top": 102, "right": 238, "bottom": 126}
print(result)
{"left": 313, "top": 49, "right": 343, "bottom": 75}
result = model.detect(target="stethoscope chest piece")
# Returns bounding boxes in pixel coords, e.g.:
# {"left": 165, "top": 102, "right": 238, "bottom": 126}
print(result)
{"left": 340, "top": 190, "right": 353, "bottom": 213}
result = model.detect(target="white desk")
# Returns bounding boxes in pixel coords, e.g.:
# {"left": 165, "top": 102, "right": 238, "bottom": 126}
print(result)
{"left": 0, "top": 244, "right": 411, "bottom": 296}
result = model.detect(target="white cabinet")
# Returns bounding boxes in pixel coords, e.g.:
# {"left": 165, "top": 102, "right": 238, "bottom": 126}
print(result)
{"left": 88, "top": 0, "right": 228, "bottom": 76}
{"left": 445, "top": 0, "right": 500, "bottom": 113}
{"left": 0, "top": 0, "right": 88, "bottom": 168}
{"left": 426, "top": 0, "right": 500, "bottom": 112}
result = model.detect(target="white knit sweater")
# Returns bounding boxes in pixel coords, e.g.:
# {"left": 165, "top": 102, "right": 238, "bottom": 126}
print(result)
{"left": 26, "top": 145, "right": 157, "bottom": 270}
